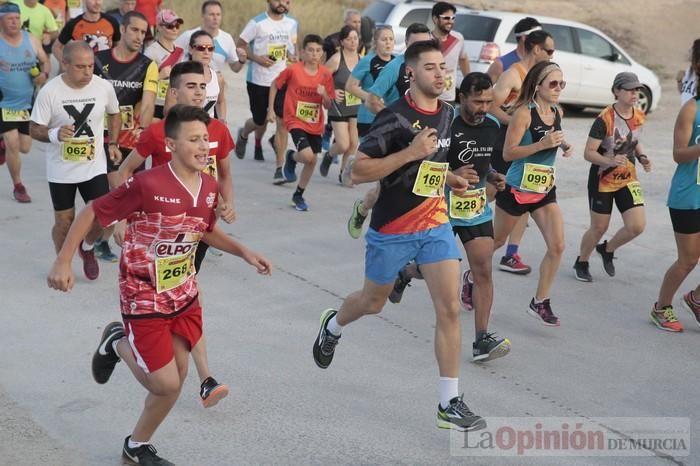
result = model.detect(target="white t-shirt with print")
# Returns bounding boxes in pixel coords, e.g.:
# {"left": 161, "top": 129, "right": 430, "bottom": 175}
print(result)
{"left": 31, "top": 75, "right": 119, "bottom": 183}
{"left": 175, "top": 27, "right": 239, "bottom": 72}
{"left": 436, "top": 30, "right": 468, "bottom": 101}
{"left": 239, "top": 12, "right": 298, "bottom": 87}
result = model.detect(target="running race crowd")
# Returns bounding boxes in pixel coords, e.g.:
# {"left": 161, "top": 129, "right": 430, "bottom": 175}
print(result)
{"left": 1, "top": 0, "right": 699, "bottom": 463}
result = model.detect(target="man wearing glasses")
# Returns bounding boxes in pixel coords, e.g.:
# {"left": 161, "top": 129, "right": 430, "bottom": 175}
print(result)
{"left": 430, "top": 2, "right": 469, "bottom": 104}
{"left": 174, "top": 0, "right": 247, "bottom": 74}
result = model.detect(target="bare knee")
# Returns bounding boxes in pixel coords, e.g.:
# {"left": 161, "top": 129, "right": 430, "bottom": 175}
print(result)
{"left": 590, "top": 222, "right": 608, "bottom": 237}
{"left": 626, "top": 222, "right": 645, "bottom": 237}
{"left": 435, "top": 299, "right": 461, "bottom": 322}
{"left": 359, "top": 292, "right": 387, "bottom": 315}
{"left": 548, "top": 240, "right": 565, "bottom": 257}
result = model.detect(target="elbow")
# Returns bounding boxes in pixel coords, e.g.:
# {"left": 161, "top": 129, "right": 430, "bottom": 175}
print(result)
{"left": 502, "top": 148, "right": 514, "bottom": 162}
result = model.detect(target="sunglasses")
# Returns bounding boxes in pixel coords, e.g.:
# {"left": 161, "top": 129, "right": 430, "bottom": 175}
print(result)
{"left": 543, "top": 48, "right": 555, "bottom": 56}
{"left": 193, "top": 45, "right": 215, "bottom": 52}
{"left": 162, "top": 23, "right": 180, "bottom": 30}
{"left": 438, "top": 15, "right": 455, "bottom": 21}
{"left": 542, "top": 80, "right": 566, "bottom": 90}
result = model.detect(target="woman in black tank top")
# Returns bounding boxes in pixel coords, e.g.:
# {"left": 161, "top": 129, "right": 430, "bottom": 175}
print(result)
{"left": 319, "top": 25, "right": 360, "bottom": 183}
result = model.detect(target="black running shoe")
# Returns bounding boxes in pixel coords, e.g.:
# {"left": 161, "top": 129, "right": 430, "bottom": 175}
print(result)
{"left": 573, "top": 256, "right": 592, "bottom": 282}
{"left": 389, "top": 266, "right": 412, "bottom": 304}
{"left": 267, "top": 134, "right": 275, "bottom": 151}
{"left": 527, "top": 298, "right": 560, "bottom": 326}
{"left": 596, "top": 241, "right": 615, "bottom": 277}
{"left": 319, "top": 151, "right": 333, "bottom": 177}
{"left": 200, "top": 376, "right": 230, "bottom": 408}
{"left": 122, "top": 436, "right": 174, "bottom": 466}
{"left": 235, "top": 128, "right": 247, "bottom": 159}
{"left": 313, "top": 308, "right": 341, "bottom": 369}
{"left": 91, "top": 322, "right": 124, "bottom": 384}
{"left": 436, "top": 395, "right": 486, "bottom": 431}
{"left": 254, "top": 145, "right": 264, "bottom": 161}
{"left": 273, "top": 167, "right": 286, "bottom": 185}
{"left": 95, "top": 239, "right": 119, "bottom": 263}
{"left": 473, "top": 332, "right": 511, "bottom": 362}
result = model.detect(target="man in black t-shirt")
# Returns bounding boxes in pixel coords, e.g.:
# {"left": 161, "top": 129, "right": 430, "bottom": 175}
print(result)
{"left": 312, "top": 41, "right": 486, "bottom": 433}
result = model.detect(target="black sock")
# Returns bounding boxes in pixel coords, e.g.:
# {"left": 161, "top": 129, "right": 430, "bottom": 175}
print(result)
{"left": 476, "top": 331, "right": 488, "bottom": 341}
{"left": 295, "top": 186, "right": 305, "bottom": 197}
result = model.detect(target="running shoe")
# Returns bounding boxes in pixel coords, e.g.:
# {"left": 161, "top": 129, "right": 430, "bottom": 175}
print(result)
{"left": 273, "top": 167, "right": 286, "bottom": 185}
{"left": 341, "top": 157, "right": 354, "bottom": 187}
{"left": 200, "top": 376, "right": 230, "bottom": 408}
{"left": 254, "top": 144, "right": 264, "bottom": 161}
{"left": 0, "top": 139, "right": 5, "bottom": 165}
{"left": 95, "top": 239, "right": 119, "bottom": 263}
{"left": 321, "top": 125, "right": 332, "bottom": 151}
{"left": 682, "top": 292, "right": 700, "bottom": 328}
{"left": 596, "top": 240, "right": 615, "bottom": 277}
{"left": 573, "top": 257, "right": 592, "bottom": 282}
{"left": 122, "top": 436, "right": 174, "bottom": 466}
{"left": 461, "top": 269, "right": 473, "bottom": 311}
{"left": 319, "top": 151, "right": 333, "bottom": 177}
{"left": 283, "top": 150, "right": 297, "bottom": 182}
{"left": 389, "top": 266, "right": 412, "bottom": 304}
{"left": 313, "top": 308, "right": 341, "bottom": 369}
{"left": 650, "top": 304, "right": 683, "bottom": 332}
{"left": 291, "top": 193, "right": 308, "bottom": 211}
{"left": 12, "top": 183, "right": 31, "bottom": 203}
{"left": 267, "top": 134, "right": 275, "bottom": 151}
{"left": 235, "top": 128, "right": 247, "bottom": 159}
{"left": 527, "top": 298, "right": 560, "bottom": 326}
{"left": 91, "top": 322, "right": 124, "bottom": 384}
{"left": 499, "top": 253, "right": 531, "bottom": 275}
{"left": 347, "top": 199, "right": 367, "bottom": 239}
{"left": 78, "top": 241, "right": 99, "bottom": 280}
{"left": 473, "top": 332, "right": 511, "bottom": 362}
{"left": 436, "top": 395, "right": 486, "bottom": 432}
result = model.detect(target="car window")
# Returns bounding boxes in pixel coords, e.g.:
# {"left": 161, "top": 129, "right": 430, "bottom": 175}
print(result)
{"left": 577, "top": 28, "right": 615, "bottom": 60}
{"left": 613, "top": 45, "right": 631, "bottom": 65}
{"left": 541, "top": 23, "right": 575, "bottom": 53}
{"left": 399, "top": 8, "right": 430, "bottom": 28}
{"left": 362, "top": 0, "right": 394, "bottom": 24}
{"left": 454, "top": 15, "right": 500, "bottom": 41}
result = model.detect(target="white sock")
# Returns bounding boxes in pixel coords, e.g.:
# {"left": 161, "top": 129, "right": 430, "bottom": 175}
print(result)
{"left": 128, "top": 438, "right": 149, "bottom": 449}
{"left": 81, "top": 241, "right": 94, "bottom": 251}
{"left": 326, "top": 316, "right": 343, "bottom": 336}
{"left": 534, "top": 296, "right": 547, "bottom": 304}
{"left": 439, "top": 377, "right": 459, "bottom": 409}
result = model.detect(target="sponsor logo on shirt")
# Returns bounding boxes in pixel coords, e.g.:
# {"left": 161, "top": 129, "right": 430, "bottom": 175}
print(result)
{"left": 153, "top": 195, "right": 181, "bottom": 204}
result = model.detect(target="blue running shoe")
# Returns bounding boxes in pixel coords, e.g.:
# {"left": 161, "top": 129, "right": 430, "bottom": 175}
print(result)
{"left": 283, "top": 150, "right": 297, "bottom": 182}
{"left": 291, "top": 193, "right": 308, "bottom": 211}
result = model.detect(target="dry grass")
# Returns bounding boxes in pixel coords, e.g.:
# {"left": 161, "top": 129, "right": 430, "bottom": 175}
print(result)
{"left": 163, "top": 0, "right": 369, "bottom": 40}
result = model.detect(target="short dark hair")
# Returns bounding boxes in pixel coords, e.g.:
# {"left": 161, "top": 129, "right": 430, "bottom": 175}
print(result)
{"left": 514, "top": 17, "right": 541, "bottom": 35}
{"left": 169, "top": 61, "right": 205, "bottom": 88}
{"left": 122, "top": 10, "right": 148, "bottom": 27}
{"left": 165, "top": 105, "right": 210, "bottom": 139}
{"left": 303, "top": 34, "right": 324, "bottom": 48}
{"left": 459, "top": 72, "right": 492, "bottom": 96}
{"left": 404, "top": 39, "right": 441, "bottom": 67}
{"left": 524, "top": 30, "right": 552, "bottom": 53}
{"left": 431, "top": 1, "right": 456, "bottom": 17}
{"left": 189, "top": 30, "right": 213, "bottom": 48}
{"left": 201, "top": 0, "right": 222, "bottom": 15}
{"left": 405, "top": 22, "right": 430, "bottom": 43}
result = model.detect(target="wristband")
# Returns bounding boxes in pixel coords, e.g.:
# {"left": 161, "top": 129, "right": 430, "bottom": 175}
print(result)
{"left": 48, "top": 127, "right": 61, "bottom": 144}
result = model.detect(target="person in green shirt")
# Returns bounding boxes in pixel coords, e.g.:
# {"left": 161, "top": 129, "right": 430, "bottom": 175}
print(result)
{"left": 10, "top": 0, "right": 59, "bottom": 51}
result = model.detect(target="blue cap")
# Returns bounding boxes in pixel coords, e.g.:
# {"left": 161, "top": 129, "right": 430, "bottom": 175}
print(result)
{"left": 0, "top": 3, "right": 21, "bottom": 15}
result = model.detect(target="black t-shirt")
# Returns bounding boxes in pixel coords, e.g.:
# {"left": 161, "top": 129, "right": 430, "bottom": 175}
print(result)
{"left": 369, "top": 54, "right": 393, "bottom": 80}
{"left": 396, "top": 62, "right": 410, "bottom": 99}
{"left": 359, "top": 95, "right": 454, "bottom": 234}
{"left": 448, "top": 114, "right": 500, "bottom": 190}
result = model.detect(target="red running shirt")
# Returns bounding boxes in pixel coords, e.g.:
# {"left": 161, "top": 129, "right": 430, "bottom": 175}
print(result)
{"left": 92, "top": 163, "right": 218, "bottom": 318}
{"left": 135, "top": 118, "right": 234, "bottom": 180}
{"left": 275, "top": 62, "right": 335, "bottom": 135}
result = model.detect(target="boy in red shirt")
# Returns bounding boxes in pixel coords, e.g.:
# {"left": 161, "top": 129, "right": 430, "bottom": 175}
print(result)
{"left": 268, "top": 34, "right": 335, "bottom": 211}
{"left": 47, "top": 105, "right": 271, "bottom": 465}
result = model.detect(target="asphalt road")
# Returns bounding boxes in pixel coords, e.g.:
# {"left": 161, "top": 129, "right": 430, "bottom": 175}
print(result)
{"left": 0, "top": 70, "right": 698, "bottom": 465}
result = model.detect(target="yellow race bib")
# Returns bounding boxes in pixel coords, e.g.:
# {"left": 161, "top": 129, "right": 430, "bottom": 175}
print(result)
{"left": 449, "top": 187, "right": 487, "bottom": 220}
{"left": 345, "top": 92, "right": 361, "bottom": 106}
{"left": 295, "top": 101, "right": 320, "bottom": 124}
{"left": 203, "top": 155, "right": 217, "bottom": 179}
{"left": 627, "top": 181, "right": 644, "bottom": 205}
{"left": 520, "top": 163, "right": 555, "bottom": 193}
{"left": 267, "top": 44, "right": 287, "bottom": 62}
{"left": 412, "top": 161, "right": 448, "bottom": 198}
{"left": 61, "top": 138, "right": 96, "bottom": 162}
{"left": 1, "top": 108, "right": 30, "bottom": 122}
{"left": 157, "top": 80, "right": 169, "bottom": 100}
{"left": 67, "top": 0, "right": 80, "bottom": 8}
{"left": 154, "top": 239, "right": 198, "bottom": 294}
